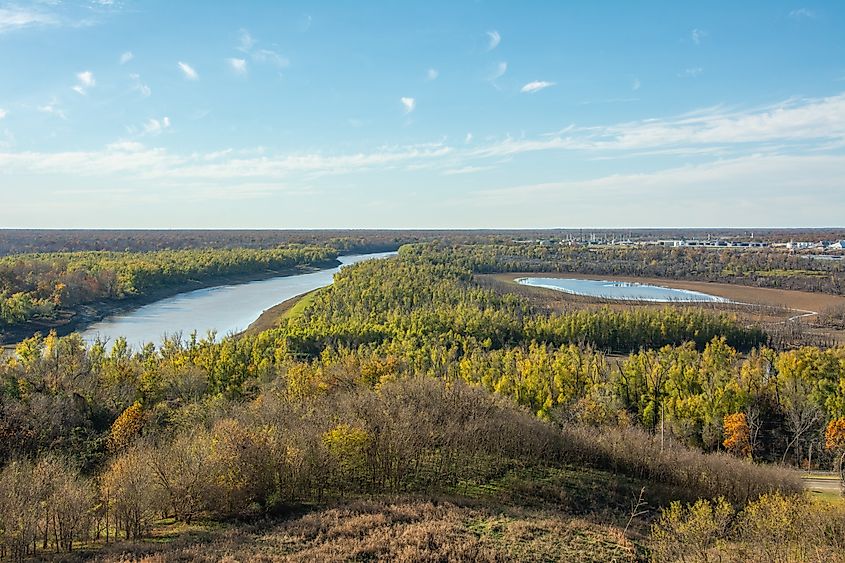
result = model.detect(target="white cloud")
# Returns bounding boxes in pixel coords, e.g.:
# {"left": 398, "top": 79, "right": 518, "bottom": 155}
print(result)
{"left": 78, "top": 71, "right": 95, "bottom": 87}
{"left": 5, "top": 90, "right": 844, "bottom": 226}
{"left": 426, "top": 68, "right": 438, "bottom": 81}
{"left": 178, "top": 61, "right": 199, "bottom": 80}
{"left": 678, "top": 67, "right": 703, "bottom": 78}
{"left": 521, "top": 80, "right": 555, "bottom": 93}
{"left": 129, "top": 73, "right": 151, "bottom": 97}
{"left": 401, "top": 97, "right": 416, "bottom": 113}
{"left": 471, "top": 92, "right": 845, "bottom": 158}
{"left": 443, "top": 165, "right": 492, "bottom": 175}
{"left": 789, "top": 8, "right": 816, "bottom": 19}
{"left": 72, "top": 71, "right": 95, "bottom": 95}
{"left": 235, "top": 29, "right": 289, "bottom": 70}
{"left": 0, "top": 108, "right": 6, "bottom": 119}
{"left": 0, "top": 141, "right": 453, "bottom": 183}
{"left": 0, "top": 7, "right": 58, "bottom": 33}
{"left": 489, "top": 61, "right": 507, "bottom": 81}
{"left": 142, "top": 116, "right": 171, "bottom": 135}
{"left": 227, "top": 57, "right": 247, "bottom": 74}
{"left": 237, "top": 28, "right": 255, "bottom": 52}
{"left": 632, "top": 78, "right": 641, "bottom": 91}
{"left": 691, "top": 28, "right": 707, "bottom": 45}
{"left": 252, "top": 49, "right": 289, "bottom": 68}
{"left": 475, "top": 154, "right": 845, "bottom": 220}
{"left": 120, "top": 51, "right": 133, "bottom": 64}
{"left": 0, "top": 128, "right": 14, "bottom": 149}
{"left": 38, "top": 99, "right": 66, "bottom": 119}
{"left": 486, "top": 30, "right": 501, "bottom": 50}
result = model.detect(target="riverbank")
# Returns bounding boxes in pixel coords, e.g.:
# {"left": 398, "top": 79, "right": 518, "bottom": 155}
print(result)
{"left": 241, "top": 288, "right": 321, "bottom": 336}
{"left": 0, "top": 258, "right": 341, "bottom": 346}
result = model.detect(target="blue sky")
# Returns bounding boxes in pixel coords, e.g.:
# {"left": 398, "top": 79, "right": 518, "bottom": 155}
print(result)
{"left": 1, "top": 0, "right": 844, "bottom": 228}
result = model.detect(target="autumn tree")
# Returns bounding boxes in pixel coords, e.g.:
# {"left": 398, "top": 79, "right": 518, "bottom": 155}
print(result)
{"left": 723, "top": 413, "right": 752, "bottom": 458}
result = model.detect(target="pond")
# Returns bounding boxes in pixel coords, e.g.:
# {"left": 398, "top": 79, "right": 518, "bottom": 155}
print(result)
{"left": 516, "top": 277, "right": 729, "bottom": 303}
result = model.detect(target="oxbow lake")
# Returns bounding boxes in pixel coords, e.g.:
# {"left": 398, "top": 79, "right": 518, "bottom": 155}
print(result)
{"left": 82, "top": 252, "right": 396, "bottom": 348}
{"left": 516, "top": 277, "right": 729, "bottom": 303}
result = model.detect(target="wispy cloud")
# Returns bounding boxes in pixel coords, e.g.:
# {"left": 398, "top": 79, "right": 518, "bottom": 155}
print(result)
{"left": 443, "top": 165, "right": 492, "bottom": 175}
{"left": 486, "top": 30, "right": 501, "bottom": 51}
{"left": 236, "top": 29, "right": 289, "bottom": 70}
{"left": 0, "top": 141, "right": 453, "bottom": 184}
{"left": 4, "top": 90, "right": 844, "bottom": 224}
{"left": 473, "top": 154, "right": 845, "bottom": 225}
{"left": 472, "top": 92, "right": 845, "bottom": 158}
{"left": 237, "top": 28, "right": 255, "bottom": 52}
{"left": 521, "top": 80, "right": 555, "bottom": 93}
{"left": 579, "top": 97, "right": 640, "bottom": 105}
{"left": 227, "top": 57, "right": 247, "bottom": 74}
{"left": 0, "top": 6, "right": 58, "bottom": 33}
{"left": 426, "top": 68, "right": 438, "bottom": 81}
{"left": 0, "top": 108, "right": 6, "bottom": 119}
{"left": 120, "top": 51, "right": 133, "bottom": 64}
{"left": 178, "top": 61, "right": 199, "bottom": 80}
{"left": 678, "top": 67, "right": 703, "bottom": 78}
{"left": 789, "top": 8, "right": 816, "bottom": 19}
{"left": 298, "top": 14, "right": 312, "bottom": 32}
{"left": 142, "top": 116, "right": 171, "bottom": 135}
{"left": 401, "top": 97, "right": 416, "bottom": 113}
{"left": 38, "top": 98, "right": 66, "bottom": 120}
{"left": 72, "top": 71, "right": 95, "bottom": 95}
{"left": 129, "top": 73, "right": 151, "bottom": 97}
{"left": 489, "top": 61, "right": 507, "bottom": 81}
{"left": 252, "top": 49, "right": 289, "bottom": 69}
{"left": 691, "top": 28, "right": 707, "bottom": 45}
{"left": 632, "top": 78, "right": 641, "bottom": 91}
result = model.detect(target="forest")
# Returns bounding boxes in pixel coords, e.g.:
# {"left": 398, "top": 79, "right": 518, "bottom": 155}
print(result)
{"left": 2, "top": 240, "right": 845, "bottom": 560}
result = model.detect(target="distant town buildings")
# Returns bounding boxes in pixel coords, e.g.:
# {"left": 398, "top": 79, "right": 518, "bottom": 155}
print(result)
{"left": 510, "top": 235, "right": 845, "bottom": 254}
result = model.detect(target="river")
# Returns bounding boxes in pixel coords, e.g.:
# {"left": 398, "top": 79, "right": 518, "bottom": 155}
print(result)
{"left": 81, "top": 251, "right": 395, "bottom": 347}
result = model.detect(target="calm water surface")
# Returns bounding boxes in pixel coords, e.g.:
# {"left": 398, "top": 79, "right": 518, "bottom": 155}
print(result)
{"left": 516, "top": 277, "right": 729, "bottom": 303}
{"left": 82, "top": 252, "right": 395, "bottom": 347}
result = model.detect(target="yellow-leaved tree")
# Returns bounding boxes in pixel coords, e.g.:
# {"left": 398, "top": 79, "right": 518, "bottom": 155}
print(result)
{"left": 723, "top": 412, "right": 752, "bottom": 458}
{"left": 108, "top": 401, "right": 145, "bottom": 452}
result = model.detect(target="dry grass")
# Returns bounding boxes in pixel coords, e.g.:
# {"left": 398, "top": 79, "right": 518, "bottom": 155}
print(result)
{"left": 91, "top": 499, "right": 640, "bottom": 562}
{"left": 559, "top": 425, "right": 802, "bottom": 505}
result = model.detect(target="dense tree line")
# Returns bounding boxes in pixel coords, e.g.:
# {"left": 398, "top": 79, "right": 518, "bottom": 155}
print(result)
{"left": 416, "top": 242, "right": 845, "bottom": 295}
{"left": 0, "top": 245, "right": 336, "bottom": 331}
{"left": 2, "top": 228, "right": 841, "bottom": 256}
{"left": 0, "top": 229, "right": 419, "bottom": 256}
